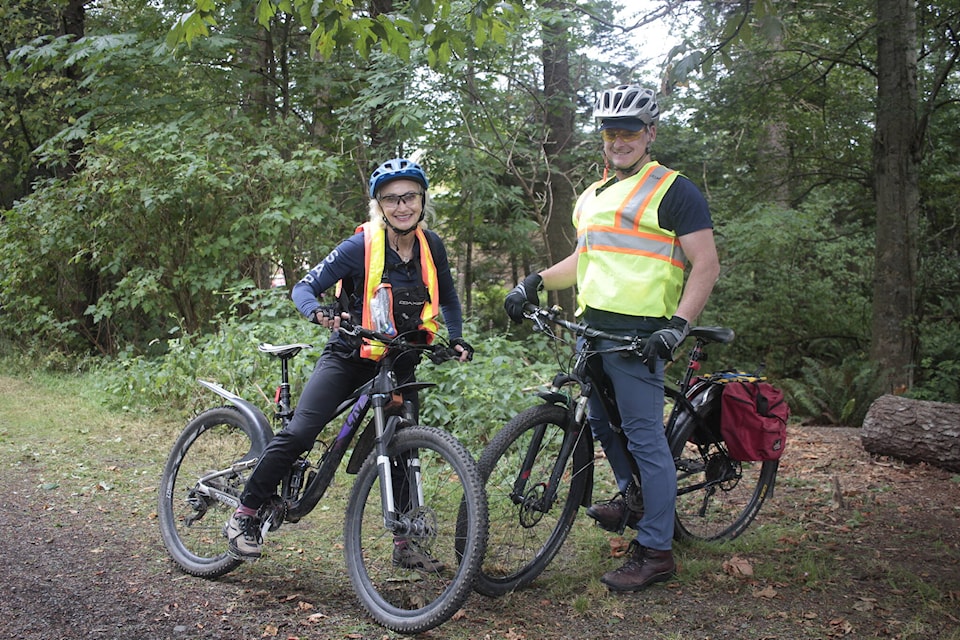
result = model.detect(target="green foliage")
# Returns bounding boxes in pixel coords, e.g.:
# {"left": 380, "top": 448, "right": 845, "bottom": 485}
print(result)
{"left": 0, "top": 115, "right": 346, "bottom": 355}
{"left": 418, "top": 327, "right": 556, "bottom": 451}
{"left": 94, "top": 287, "right": 321, "bottom": 414}
{"left": 168, "top": 0, "right": 526, "bottom": 66}
{"left": 780, "top": 355, "right": 884, "bottom": 426}
{"left": 705, "top": 197, "right": 873, "bottom": 380}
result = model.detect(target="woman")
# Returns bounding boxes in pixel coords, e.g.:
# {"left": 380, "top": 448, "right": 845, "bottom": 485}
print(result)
{"left": 225, "top": 157, "right": 473, "bottom": 570}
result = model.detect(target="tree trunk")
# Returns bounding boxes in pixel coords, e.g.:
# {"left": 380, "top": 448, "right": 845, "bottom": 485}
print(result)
{"left": 539, "top": 0, "right": 576, "bottom": 315}
{"left": 861, "top": 394, "right": 960, "bottom": 472}
{"left": 871, "top": 0, "right": 920, "bottom": 392}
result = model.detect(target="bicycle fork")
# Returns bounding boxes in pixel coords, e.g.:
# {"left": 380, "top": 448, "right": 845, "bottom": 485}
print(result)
{"left": 512, "top": 395, "right": 591, "bottom": 519}
{"left": 372, "top": 395, "right": 429, "bottom": 537}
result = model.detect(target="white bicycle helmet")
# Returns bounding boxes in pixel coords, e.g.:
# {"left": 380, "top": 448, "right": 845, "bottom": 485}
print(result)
{"left": 593, "top": 85, "right": 660, "bottom": 125}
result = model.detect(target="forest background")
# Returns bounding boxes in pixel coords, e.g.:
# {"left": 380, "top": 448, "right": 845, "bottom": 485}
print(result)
{"left": 1, "top": 0, "right": 958, "bottom": 429}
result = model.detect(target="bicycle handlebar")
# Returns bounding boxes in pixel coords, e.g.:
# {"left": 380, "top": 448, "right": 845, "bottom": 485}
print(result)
{"left": 338, "top": 321, "right": 463, "bottom": 365}
{"left": 522, "top": 303, "right": 644, "bottom": 351}
{"left": 521, "top": 303, "right": 736, "bottom": 350}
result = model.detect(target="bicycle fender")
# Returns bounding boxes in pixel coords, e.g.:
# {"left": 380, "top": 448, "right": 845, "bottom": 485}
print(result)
{"left": 346, "top": 419, "right": 376, "bottom": 474}
{"left": 197, "top": 379, "right": 274, "bottom": 443}
{"left": 535, "top": 390, "right": 573, "bottom": 409}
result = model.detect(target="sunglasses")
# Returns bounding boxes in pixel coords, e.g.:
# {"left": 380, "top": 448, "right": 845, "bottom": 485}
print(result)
{"left": 600, "top": 128, "right": 647, "bottom": 143}
{"left": 379, "top": 191, "right": 424, "bottom": 209}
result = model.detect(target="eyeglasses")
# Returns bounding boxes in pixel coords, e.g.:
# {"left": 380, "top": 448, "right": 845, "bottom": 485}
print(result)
{"left": 600, "top": 128, "right": 647, "bottom": 143}
{"left": 378, "top": 191, "right": 424, "bottom": 209}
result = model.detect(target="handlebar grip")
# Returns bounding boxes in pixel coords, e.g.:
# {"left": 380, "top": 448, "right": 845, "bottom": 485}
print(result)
{"left": 427, "top": 347, "right": 459, "bottom": 365}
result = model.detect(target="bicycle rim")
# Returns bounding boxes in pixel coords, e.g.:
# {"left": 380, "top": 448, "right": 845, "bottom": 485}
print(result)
{"left": 158, "top": 406, "right": 261, "bottom": 577}
{"left": 475, "top": 404, "right": 589, "bottom": 596}
{"left": 343, "top": 426, "right": 487, "bottom": 634}
{"left": 670, "top": 409, "right": 778, "bottom": 542}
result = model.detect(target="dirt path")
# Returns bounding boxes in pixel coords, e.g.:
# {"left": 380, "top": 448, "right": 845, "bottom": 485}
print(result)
{"left": 1, "top": 426, "right": 959, "bottom": 640}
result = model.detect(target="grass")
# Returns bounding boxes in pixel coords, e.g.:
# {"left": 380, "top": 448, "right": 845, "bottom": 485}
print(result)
{"left": 3, "top": 364, "right": 960, "bottom": 639}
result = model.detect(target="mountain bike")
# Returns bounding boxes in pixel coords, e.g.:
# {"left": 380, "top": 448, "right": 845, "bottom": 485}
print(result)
{"left": 157, "top": 324, "right": 488, "bottom": 634}
{"left": 472, "top": 304, "right": 779, "bottom": 596}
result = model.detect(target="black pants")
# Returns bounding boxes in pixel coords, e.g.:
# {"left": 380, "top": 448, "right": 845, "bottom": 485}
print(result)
{"left": 241, "top": 340, "right": 418, "bottom": 510}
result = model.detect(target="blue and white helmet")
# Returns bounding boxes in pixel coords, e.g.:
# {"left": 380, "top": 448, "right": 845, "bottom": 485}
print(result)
{"left": 368, "top": 158, "right": 429, "bottom": 198}
{"left": 593, "top": 85, "right": 660, "bottom": 125}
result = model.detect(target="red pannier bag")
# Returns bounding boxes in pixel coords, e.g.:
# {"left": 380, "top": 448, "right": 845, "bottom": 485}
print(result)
{"left": 719, "top": 381, "right": 789, "bottom": 461}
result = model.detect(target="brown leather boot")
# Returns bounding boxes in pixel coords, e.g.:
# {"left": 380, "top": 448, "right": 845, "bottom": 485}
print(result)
{"left": 585, "top": 497, "right": 640, "bottom": 532}
{"left": 600, "top": 542, "right": 676, "bottom": 592}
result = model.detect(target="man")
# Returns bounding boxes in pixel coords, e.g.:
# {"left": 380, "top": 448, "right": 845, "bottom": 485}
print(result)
{"left": 504, "top": 84, "right": 720, "bottom": 591}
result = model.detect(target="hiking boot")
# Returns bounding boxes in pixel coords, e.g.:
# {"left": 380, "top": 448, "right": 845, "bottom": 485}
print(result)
{"left": 393, "top": 539, "right": 445, "bottom": 572}
{"left": 600, "top": 541, "right": 675, "bottom": 592}
{"left": 585, "top": 496, "right": 639, "bottom": 532}
{"left": 223, "top": 512, "right": 263, "bottom": 561}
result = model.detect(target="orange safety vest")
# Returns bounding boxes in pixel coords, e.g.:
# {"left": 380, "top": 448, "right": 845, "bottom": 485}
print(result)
{"left": 356, "top": 222, "right": 440, "bottom": 360}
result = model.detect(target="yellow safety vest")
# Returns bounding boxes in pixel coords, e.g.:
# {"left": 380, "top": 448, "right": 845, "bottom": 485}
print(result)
{"left": 357, "top": 222, "right": 440, "bottom": 360}
{"left": 574, "top": 162, "right": 686, "bottom": 318}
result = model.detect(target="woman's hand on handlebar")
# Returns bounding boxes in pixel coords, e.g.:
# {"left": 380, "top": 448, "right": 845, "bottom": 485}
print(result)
{"left": 315, "top": 306, "right": 350, "bottom": 331}
{"left": 450, "top": 337, "right": 474, "bottom": 363}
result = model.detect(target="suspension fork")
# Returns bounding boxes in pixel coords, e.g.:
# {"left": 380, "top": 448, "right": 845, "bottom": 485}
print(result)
{"left": 369, "top": 365, "right": 426, "bottom": 536}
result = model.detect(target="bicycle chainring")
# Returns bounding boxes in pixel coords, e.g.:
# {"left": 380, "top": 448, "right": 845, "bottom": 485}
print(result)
{"left": 623, "top": 483, "right": 644, "bottom": 515}
{"left": 260, "top": 496, "right": 288, "bottom": 532}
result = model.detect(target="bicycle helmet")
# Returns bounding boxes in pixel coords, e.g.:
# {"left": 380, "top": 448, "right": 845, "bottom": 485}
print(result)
{"left": 593, "top": 84, "right": 660, "bottom": 126}
{"left": 368, "top": 157, "right": 429, "bottom": 198}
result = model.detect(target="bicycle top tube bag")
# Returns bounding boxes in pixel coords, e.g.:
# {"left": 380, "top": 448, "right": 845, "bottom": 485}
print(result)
{"left": 702, "top": 372, "right": 790, "bottom": 461}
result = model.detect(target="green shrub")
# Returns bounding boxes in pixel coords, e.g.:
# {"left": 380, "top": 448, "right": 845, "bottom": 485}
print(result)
{"left": 780, "top": 355, "right": 884, "bottom": 426}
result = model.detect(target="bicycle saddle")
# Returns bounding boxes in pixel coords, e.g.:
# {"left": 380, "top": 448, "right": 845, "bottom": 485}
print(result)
{"left": 258, "top": 343, "right": 312, "bottom": 359}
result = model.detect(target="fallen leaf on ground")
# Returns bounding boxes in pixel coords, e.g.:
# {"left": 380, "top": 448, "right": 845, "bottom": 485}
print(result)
{"left": 609, "top": 537, "right": 630, "bottom": 557}
{"left": 753, "top": 586, "right": 777, "bottom": 599}
{"left": 722, "top": 555, "right": 754, "bottom": 577}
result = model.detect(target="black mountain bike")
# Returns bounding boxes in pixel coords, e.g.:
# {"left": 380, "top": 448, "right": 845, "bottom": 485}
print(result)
{"left": 472, "top": 304, "right": 779, "bottom": 596}
{"left": 157, "top": 324, "right": 488, "bottom": 634}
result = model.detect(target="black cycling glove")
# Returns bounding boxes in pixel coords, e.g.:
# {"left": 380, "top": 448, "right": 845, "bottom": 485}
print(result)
{"left": 641, "top": 316, "right": 690, "bottom": 373}
{"left": 504, "top": 273, "right": 543, "bottom": 323}
{"left": 450, "top": 337, "right": 475, "bottom": 361}
{"left": 312, "top": 304, "right": 339, "bottom": 323}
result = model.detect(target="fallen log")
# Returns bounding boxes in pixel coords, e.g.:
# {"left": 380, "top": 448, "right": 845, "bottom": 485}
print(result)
{"left": 861, "top": 394, "right": 960, "bottom": 472}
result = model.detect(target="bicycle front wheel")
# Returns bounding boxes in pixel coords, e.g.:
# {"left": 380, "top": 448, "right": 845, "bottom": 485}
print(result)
{"left": 669, "top": 404, "right": 779, "bottom": 542}
{"left": 158, "top": 406, "right": 267, "bottom": 577}
{"left": 343, "top": 425, "right": 487, "bottom": 634}
{"left": 474, "top": 403, "right": 591, "bottom": 597}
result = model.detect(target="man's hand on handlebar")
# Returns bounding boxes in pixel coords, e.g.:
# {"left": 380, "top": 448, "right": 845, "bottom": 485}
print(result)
{"left": 641, "top": 316, "right": 690, "bottom": 373}
{"left": 504, "top": 274, "right": 543, "bottom": 324}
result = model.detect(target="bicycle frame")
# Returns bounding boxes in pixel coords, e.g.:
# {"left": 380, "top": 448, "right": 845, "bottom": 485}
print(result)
{"left": 191, "top": 333, "right": 446, "bottom": 535}
{"left": 515, "top": 305, "right": 735, "bottom": 528}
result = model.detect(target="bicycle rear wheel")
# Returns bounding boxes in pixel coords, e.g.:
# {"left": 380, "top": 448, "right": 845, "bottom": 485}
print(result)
{"left": 473, "top": 403, "right": 591, "bottom": 596}
{"left": 343, "top": 425, "right": 487, "bottom": 634}
{"left": 158, "top": 406, "right": 267, "bottom": 577}
{"left": 669, "top": 400, "right": 778, "bottom": 542}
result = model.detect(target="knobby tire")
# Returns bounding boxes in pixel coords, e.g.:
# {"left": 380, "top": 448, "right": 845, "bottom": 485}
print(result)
{"left": 473, "top": 404, "right": 590, "bottom": 597}
{"left": 158, "top": 406, "right": 266, "bottom": 578}
{"left": 343, "top": 426, "right": 488, "bottom": 634}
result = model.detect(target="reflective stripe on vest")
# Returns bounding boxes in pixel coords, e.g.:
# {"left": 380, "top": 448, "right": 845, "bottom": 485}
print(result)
{"left": 574, "top": 162, "right": 686, "bottom": 317}
{"left": 358, "top": 222, "right": 440, "bottom": 360}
